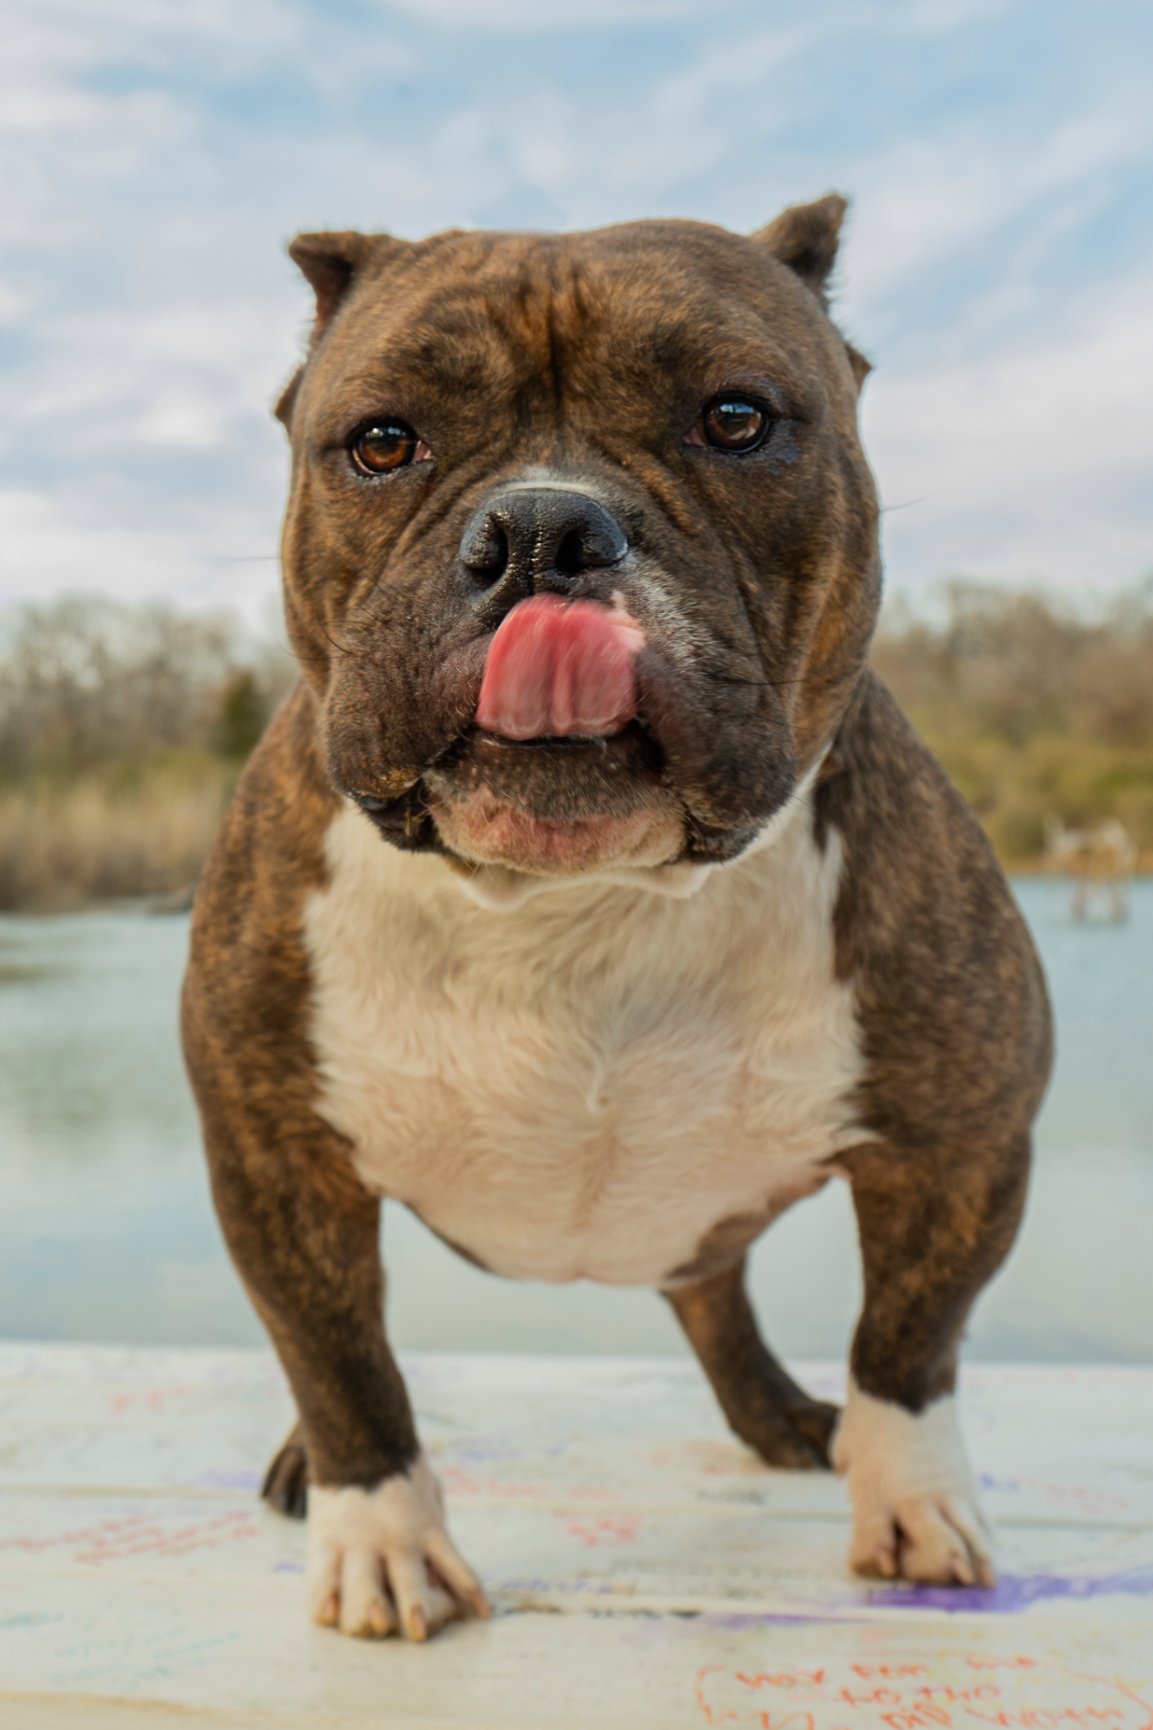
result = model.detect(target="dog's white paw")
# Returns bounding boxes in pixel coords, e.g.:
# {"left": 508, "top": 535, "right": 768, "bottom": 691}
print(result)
{"left": 833, "top": 1379, "right": 994, "bottom": 1588}
{"left": 307, "top": 1455, "right": 489, "bottom": 1640}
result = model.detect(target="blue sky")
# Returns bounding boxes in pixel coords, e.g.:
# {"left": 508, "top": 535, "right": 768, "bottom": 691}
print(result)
{"left": 1, "top": 0, "right": 1150, "bottom": 626}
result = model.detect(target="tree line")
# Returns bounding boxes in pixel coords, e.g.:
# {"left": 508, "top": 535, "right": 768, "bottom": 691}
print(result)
{"left": 0, "top": 582, "right": 1150, "bottom": 907}
{"left": 0, "top": 595, "right": 290, "bottom": 779}
{"left": 871, "top": 580, "right": 1153, "bottom": 864}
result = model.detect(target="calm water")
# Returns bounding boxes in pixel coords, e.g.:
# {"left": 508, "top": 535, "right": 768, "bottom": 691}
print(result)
{"left": 1, "top": 880, "right": 1150, "bottom": 1362}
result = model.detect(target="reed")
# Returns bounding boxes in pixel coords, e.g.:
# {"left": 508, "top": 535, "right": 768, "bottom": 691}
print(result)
{"left": 0, "top": 763, "right": 236, "bottom": 911}
{"left": 1, "top": 584, "right": 1151, "bottom": 908}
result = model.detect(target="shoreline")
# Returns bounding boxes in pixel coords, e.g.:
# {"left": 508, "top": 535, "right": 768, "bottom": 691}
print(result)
{"left": 2, "top": 864, "right": 1152, "bottom": 920}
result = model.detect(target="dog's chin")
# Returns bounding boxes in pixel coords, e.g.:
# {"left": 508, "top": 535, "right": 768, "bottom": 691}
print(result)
{"left": 418, "top": 724, "right": 685, "bottom": 877}
{"left": 427, "top": 784, "right": 685, "bottom": 876}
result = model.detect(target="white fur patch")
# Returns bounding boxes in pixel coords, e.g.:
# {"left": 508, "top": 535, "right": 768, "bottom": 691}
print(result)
{"left": 307, "top": 1455, "right": 486, "bottom": 1640}
{"left": 833, "top": 1379, "right": 994, "bottom": 1586}
{"left": 304, "top": 784, "right": 869, "bottom": 1289}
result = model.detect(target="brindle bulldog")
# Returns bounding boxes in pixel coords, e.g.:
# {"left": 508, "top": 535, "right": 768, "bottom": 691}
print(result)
{"left": 182, "top": 194, "right": 1051, "bottom": 1642}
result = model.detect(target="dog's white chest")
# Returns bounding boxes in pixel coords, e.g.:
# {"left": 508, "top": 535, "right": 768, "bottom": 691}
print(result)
{"left": 304, "top": 805, "right": 866, "bottom": 1288}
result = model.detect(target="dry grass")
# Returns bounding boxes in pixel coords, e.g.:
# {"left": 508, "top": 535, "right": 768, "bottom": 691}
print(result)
{"left": 873, "top": 582, "right": 1153, "bottom": 868}
{"left": 0, "top": 595, "right": 288, "bottom": 908}
{"left": 902, "top": 723, "right": 1153, "bottom": 869}
{"left": 0, "top": 762, "right": 235, "bottom": 911}
{"left": 2, "top": 586, "right": 1151, "bottom": 907}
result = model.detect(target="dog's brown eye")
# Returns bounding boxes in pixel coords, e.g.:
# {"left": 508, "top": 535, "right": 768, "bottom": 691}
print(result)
{"left": 348, "top": 420, "right": 427, "bottom": 475}
{"left": 700, "top": 397, "right": 770, "bottom": 452}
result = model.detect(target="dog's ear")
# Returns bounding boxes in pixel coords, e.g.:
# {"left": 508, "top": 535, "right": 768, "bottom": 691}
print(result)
{"left": 845, "top": 341, "right": 872, "bottom": 394}
{"left": 274, "top": 367, "right": 304, "bottom": 430}
{"left": 288, "top": 228, "right": 411, "bottom": 335}
{"left": 753, "top": 193, "right": 847, "bottom": 304}
{"left": 288, "top": 230, "right": 375, "bottom": 335}
{"left": 279, "top": 230, "right": 406, "bottom": 431}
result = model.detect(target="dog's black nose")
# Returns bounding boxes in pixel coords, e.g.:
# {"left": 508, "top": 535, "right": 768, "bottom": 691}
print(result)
{"left": 460, "top": 486, "right": 628, "bottom": 597}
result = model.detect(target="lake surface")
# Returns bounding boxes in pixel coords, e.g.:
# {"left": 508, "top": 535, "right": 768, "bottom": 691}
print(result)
{"left": 1, "top": 879, "right": 1150, "bottom": 1363}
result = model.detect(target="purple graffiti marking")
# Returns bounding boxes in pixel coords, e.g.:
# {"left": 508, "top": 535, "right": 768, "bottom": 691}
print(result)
{"left": 191, "top": 1469, "right": 262, "bottom": 1491}
{"left": 867, "top": 1565, "right": 1153, "bottom": 1613}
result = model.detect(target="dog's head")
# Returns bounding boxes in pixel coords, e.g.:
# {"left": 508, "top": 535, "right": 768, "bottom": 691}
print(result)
{"left": 277, "top": 196, "right": 879, "bottom": 878}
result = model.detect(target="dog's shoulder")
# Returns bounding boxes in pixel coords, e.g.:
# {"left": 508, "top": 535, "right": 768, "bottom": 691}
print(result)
{"left": 183, "top": 682, "right": 336, "bottom": 1054}
{"left": 818, "top": 671, "right": 1052, "bottom": 1145}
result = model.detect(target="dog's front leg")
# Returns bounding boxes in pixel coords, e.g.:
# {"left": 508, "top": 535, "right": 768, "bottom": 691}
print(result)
{"left": 665, "top": 1259, "right": 839, "bottom": 1468}
{"left": 834, "top": 1137, "right": 1031, "bottom": 1588}
{"left": 204, "top": 1115, "right": 487, "bottom": 1640}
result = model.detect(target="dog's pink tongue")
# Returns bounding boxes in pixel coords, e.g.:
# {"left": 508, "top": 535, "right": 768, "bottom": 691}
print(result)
{"left": 475, "top": 594, "right": 643, "bottom": 740}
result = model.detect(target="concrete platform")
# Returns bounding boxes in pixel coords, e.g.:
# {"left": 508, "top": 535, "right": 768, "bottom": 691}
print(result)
{"left": 1, "top": 1344, "right": 1150, "bottom": 1727}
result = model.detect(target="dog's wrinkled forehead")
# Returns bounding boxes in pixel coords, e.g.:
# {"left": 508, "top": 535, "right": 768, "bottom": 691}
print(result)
{"left": 281, "top": 200, "right": 862, "bottom": 443}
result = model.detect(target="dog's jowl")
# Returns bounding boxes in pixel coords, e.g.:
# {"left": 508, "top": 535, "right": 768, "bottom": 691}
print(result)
{"left": 182, "top": 196, "right": 1051, "bottom": 1640}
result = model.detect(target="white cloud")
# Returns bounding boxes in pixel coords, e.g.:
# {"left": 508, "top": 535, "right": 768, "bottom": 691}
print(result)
{"left": 380, "top": 0, "right": 1017, "bottom": 33}
{"left": 1, "top": 0, "right": 308, "bottom": 83}
{"left": 844, "top": 108, "right": 1151, "bottom": 336}
{"left": 865, "top": 269, "right": 1153, "bottom": 595}
{"left": 0, "top": 489, "right": 282, "bottom": 624}
{"left": 902, "top": 0, "right": 1019, "bottom": 29}
{"left": 0, "top": 279, "right": 33, "bottom": 323}
{"left": 378, "top": 0, "right": 706, "bottom": 26}
{"left": 0, "top": 0, "right": 1149, "bottom": 622}
{"left": 7, "top": 301, "right": 294, "bottom": 448}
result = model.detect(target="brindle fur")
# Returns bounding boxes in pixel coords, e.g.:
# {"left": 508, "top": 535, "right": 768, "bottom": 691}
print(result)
{"left": 182, "top": 196, "right": 1050, "bottom": 1538}
{"left": 667, "top": 1259, "right": 840, "bottom": 1468}
{"left": 182, "top": 690, "right": 419, "bottom": 1492}
{"left": 815, "top": 675, "right": 1049, "bottom": 1409}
